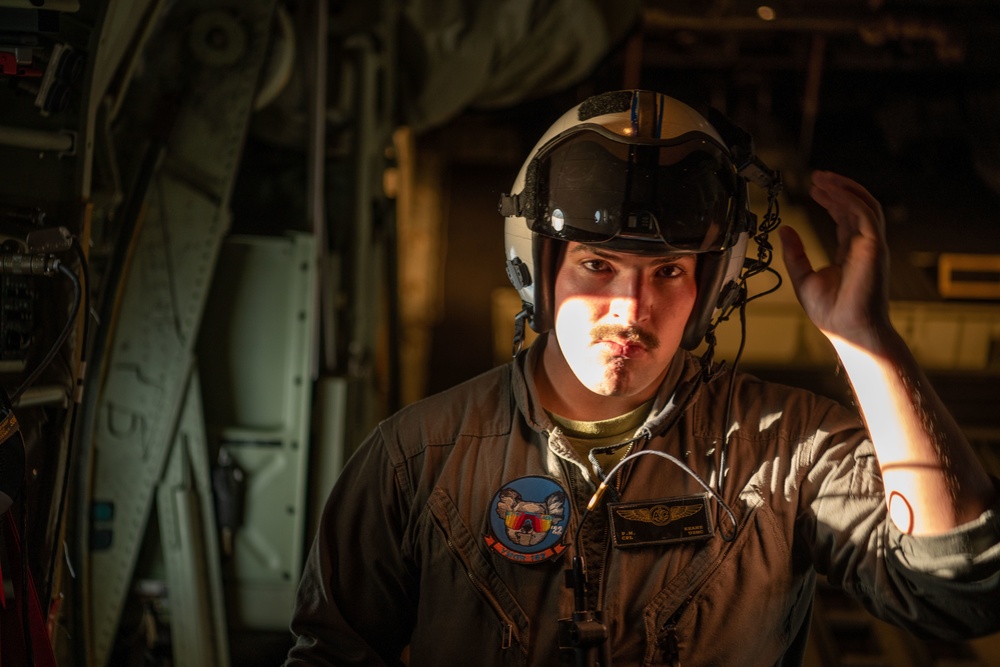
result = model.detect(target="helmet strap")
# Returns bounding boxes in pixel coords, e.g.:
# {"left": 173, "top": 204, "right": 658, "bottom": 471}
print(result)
{"left": 698, "top": 326, "right": 722, "bottom": 383}
{"left": 512, "top": 302, "right": 532, "bottom": 357}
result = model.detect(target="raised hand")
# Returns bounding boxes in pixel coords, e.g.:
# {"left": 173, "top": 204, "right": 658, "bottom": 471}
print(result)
{"left": 778, "top": 170, "right": 891, "bottom": 350}
{"left": 779, "top": 171, "right": 994, "bottom": 533}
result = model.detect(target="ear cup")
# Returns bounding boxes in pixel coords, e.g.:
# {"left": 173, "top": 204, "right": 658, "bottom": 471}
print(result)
{"left": 681, "top": 250, "right": 730, "bottom": 350}
{"left": 529, "top": 235, "right": 565, "bottom": 333}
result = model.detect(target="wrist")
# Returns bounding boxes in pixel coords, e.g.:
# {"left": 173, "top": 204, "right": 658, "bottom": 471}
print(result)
{"left": 821, "top": 312, "right": 898, "bottom": 358}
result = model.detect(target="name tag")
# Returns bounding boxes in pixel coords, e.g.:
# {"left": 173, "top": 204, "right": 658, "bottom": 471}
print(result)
{"left": 608, "top": 494, "right": 713, "bottom": 547}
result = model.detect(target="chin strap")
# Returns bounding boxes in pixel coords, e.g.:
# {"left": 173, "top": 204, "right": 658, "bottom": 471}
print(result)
{"left": 698, "top": 324, "right": 732, "bottom": 385}
{"left": 512, "top": 302, "right": 532, "bottom": 357}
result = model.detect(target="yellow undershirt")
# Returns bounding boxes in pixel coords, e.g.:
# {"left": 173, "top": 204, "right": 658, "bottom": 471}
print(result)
{"left": 548, "top": 400, "right": 653, "bottom": 476}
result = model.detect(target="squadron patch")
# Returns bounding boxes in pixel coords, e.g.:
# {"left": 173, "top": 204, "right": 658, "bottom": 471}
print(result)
{"left": 485, "top": 476, "right": 569, "bottom": 564}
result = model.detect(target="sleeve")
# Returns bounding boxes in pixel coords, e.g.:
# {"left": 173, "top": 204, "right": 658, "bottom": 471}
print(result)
{"left": 882, "top": 480, "right": 1000, "bottom": 638}
{"left": 284, "top": 425, "right": 416, "bottom": 666}
{"left": 800, "top": 412, "right": 1000, "bottom": 641}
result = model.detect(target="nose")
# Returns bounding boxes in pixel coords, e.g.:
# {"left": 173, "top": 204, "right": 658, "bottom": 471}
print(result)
{"left": 608, "top": 275, "right": 645, "bottom": 323}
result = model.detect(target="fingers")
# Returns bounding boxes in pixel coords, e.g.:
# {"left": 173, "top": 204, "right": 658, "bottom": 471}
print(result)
{"left": 811, "top": 170, "right": 877, "bottom": 206}
{"left": 809, "top": 170, "right": 885, "bottom": 243}
{"left": 781, "top": 172, "right": 891, "bottom": 337}
{"left": 777, "top": 225, "right": 813, "bottom": 290}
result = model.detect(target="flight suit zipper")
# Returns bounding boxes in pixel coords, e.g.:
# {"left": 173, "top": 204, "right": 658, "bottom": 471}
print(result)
{"left": 596, "top": 440, "right": 635, "bottom": 609}
{"left": 654, "top": 500, "right": 753, "bottom": 665}
{"left": 557, "top": 454, "right": 608, "bottom": 620}
{"left": 444, "top": 536, "right": 518, "bottom": 650}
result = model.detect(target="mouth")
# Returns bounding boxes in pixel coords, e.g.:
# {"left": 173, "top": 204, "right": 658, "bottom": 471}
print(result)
{"left": 597, "top": 339, "right": 646, "bottom": 357}
{"left": 590, "top": 325, "right": 658, "bottom": 357}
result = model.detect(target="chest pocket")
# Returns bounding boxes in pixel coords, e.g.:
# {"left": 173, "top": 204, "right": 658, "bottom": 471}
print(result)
{"left": 425, "top": 487, "right": 530, "bottom": 661}
{"left": 641, "top": 492, "right": 798, "bottom": 666}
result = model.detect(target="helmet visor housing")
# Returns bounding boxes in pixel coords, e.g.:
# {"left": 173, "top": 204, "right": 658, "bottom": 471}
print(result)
{"left": 527, "top": 126, "right": 740, "bottom": 253}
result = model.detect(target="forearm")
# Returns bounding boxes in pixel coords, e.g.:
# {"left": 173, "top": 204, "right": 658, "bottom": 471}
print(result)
{"left": 830, "top": 326, "right": 995, "bottom": 535}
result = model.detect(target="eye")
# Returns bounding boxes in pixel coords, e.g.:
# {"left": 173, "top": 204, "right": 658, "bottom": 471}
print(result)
{"left": 656, "top": 263, "right": 685, "bottom": 278}
{"left": 656, "top": 256, "right": 697, "bottom": 278}
{"left": 581, "top": 258, "right": 611, "bottom": 272}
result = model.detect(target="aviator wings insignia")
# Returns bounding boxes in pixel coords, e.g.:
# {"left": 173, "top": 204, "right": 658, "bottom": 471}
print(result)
{"left": 615, "top": 504, "right": 702, "bottom": 526}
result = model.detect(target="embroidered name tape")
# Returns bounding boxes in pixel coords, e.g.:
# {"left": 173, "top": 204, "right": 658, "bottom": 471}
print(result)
{"left": 609, "top": 494, "right": 713, "bottom": 548}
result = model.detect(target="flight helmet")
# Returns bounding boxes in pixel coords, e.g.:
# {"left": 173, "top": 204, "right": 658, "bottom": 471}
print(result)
{"left": 499, "top": 89, "right": 780, "bottom": 351}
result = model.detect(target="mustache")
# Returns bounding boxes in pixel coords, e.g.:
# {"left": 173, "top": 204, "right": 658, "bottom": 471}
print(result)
{"left": 590, "top": 324, "right": 659, "bottom": 350}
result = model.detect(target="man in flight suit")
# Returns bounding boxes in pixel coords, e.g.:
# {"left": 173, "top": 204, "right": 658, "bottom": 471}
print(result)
{"left": 286, "top": 90, "right": 1000, "bottom": 666}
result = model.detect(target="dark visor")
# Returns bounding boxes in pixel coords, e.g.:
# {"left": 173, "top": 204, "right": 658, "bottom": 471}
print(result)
{"left": 528, "top": 129, "right": 739, "bottom": 253}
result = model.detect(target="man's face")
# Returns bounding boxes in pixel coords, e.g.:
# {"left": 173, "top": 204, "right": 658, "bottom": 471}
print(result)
{"left": 551, "top": 242, "right": 698, "bottom": 401}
